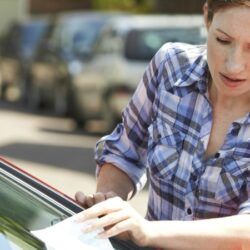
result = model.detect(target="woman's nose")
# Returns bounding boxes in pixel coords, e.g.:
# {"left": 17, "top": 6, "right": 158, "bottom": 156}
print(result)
{"left": 225, "top": 48, "right": 246, "bottom": 74}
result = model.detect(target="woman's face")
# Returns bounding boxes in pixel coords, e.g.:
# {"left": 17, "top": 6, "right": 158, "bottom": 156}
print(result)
{"left": 206, "top": 5, "right": 250, "bottom": 98}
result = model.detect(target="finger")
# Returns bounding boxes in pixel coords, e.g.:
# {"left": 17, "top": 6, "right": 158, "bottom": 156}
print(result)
{"left": 85, "top": 194, "right": 95, "bottom": 208}
{"left": 98, "top": 218, "right": 134, "bottom": 239}
{"left": 82, "top": 210, "right": 129, "bottom": 233}
{"left": 75, "top": 192, "right": 86, "bottom": 205}
{"left": 93, "top": 192, "right": 106, "bottom": 204}
{"left": 105, "top": 191, "right": 117, "bottom": 199}
{"left": 76, "top": 197, "right": 124, "bottom": 222}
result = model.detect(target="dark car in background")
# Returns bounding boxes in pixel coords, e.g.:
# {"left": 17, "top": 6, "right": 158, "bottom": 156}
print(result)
{"left": 70, "top": 14, "right": 207, "bottom": 131}
{"left": 0, "top": 18, "right": 51, "bottom": 103}
{"left": 28, "top": 12, "right": 116, "bottom": 116}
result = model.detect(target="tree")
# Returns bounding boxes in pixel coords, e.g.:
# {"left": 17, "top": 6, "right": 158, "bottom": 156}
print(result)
{"left": 92, "top": 0, "right": 154, "bottom": 13}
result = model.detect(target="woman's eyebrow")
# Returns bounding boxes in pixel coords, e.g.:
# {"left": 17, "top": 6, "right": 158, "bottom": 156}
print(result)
{"left": 216, "top": 28, "right": 233, "bottom": 38}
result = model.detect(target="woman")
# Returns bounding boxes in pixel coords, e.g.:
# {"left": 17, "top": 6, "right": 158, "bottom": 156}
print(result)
{"left": 75, "top": 1, "right": 250, "bottom": 249}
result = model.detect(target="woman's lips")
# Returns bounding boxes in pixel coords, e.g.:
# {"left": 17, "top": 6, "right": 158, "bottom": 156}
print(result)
{"left": 219, "top": 73, "right": 246, "bottom": 88}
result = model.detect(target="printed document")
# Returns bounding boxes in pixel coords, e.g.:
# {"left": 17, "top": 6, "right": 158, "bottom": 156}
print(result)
{"left": 32, "top": 214, "right": 114, "bottom": 250}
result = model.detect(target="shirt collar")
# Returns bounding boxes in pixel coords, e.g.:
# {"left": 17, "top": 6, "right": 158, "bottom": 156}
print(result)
{"left": 172, "top": 47, "right": 250, "bottom": 125}
{"left": 173, "top": 50, "right": 209, "bottom": 94}
{"left": 236, "top": 113, "right": 250, "bottom": 125}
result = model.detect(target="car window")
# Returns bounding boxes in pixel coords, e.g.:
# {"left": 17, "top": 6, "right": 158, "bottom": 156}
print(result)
{"left": 124, "top": 27, "right": 206, "bottom": 61}
{"left": 19, "top": 20, "right": 49, "bottom": 60}
{"left": 56, "top": 18, "right": 105, "bottom": 60}
{"left": 0, "top": 172, "right": 72, "bottom": 231}
{"left": 0, "top": 216, "right": 46, "bottom": 250}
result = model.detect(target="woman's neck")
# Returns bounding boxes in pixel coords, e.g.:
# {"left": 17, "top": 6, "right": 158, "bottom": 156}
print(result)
{"left": 209, "top": 83, "right": 250, "bottom": 112}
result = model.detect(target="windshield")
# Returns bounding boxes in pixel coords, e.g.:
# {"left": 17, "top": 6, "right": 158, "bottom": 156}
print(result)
{"left": 19, "top": 20, "right": 49, "bottom": 60}
{"left": 124, "top": 27, "right": 206, "bottom": 61}
{"left": 58, "top": 17, "right": 105, "bottom": 61}
{"left": 0, "top": 173, "right": 71, "bottom": 232}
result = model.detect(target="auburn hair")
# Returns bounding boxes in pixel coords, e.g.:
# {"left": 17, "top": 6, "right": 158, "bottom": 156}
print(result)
{"left": 206, "top": 0, "right": 250, "bottom": 21}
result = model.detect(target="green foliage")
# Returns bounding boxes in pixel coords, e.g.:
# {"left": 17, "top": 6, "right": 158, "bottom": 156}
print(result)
{"left": 92, "top": 0, "right": 154, "bottom": 13}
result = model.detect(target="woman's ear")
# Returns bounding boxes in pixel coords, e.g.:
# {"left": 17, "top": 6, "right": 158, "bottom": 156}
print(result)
{"left": 203, "top": 2, "right": 210, "bottom": 29}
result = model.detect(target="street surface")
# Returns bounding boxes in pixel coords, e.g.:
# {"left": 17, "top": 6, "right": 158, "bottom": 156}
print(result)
{"left": 0, "top": 101, "right": 148, "bottom": 215}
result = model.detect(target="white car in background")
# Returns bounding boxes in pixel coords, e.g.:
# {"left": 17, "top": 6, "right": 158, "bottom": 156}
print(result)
{"left": 71, "top": 14, "right": 206, "bottom": 131}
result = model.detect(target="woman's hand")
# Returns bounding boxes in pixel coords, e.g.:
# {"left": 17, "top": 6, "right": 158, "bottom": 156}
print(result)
{"left": 75, "top": 191, "right": 117, "bottom": 209}
{"left": 75, "top": 197, "right": 152, "bottom": 247}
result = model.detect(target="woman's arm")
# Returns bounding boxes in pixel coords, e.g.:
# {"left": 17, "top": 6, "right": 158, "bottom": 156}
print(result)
{"left": 96, "top": 163, "right": 135, "bottom": 201}
{"left": 75, "top": 163, "right": 135, "bottom": 208}
{"left": 75, "top": 197, "right": 250, "bottom": 250}
{"left": 148, "top": 214, "right": 250, "bottom": 250}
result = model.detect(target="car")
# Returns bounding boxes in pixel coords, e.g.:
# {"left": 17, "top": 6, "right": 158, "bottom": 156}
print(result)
{"left": 0, "top": 156, "right": 83, "bottom": 249}
{"left": 28, "top": 12, "right": 117, "bottom": 116}
{"left": 0, "top": 157, "right": 122, "bottom": 249}
{"left": 70, "top": 14, "right": 207, "bottom": 132}
{"left": 0, "top": 18, "right": 51, "bottom": 103}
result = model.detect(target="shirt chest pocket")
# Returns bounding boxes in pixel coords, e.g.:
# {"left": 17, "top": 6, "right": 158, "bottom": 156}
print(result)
{"left": 198, "top": 163, "right": 247, "bottom": 210}
{"left": 147, "top": 90, "right": 198, "bottom": 181}
{"left": 147, "top": 118, "right": 185, "bottom": 181}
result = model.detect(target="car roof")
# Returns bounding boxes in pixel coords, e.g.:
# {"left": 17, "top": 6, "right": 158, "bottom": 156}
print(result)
{"left": 109, "top": 14, "right": 205, "bottom": 32}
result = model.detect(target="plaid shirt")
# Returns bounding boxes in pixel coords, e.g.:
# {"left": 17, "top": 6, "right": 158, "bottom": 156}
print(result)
{"left": 95, "top": 43, "right": 250, "bottom": 221}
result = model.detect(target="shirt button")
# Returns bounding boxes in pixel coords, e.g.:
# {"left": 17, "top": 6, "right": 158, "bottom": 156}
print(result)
{"left": 214, "top": 152, "right": 220, "bottom": 158}
{"left": 192, "top": 175, "right": 198, "bottom": 182}
{"left": 186, "top": 208, "right": 192, "bottom": 215}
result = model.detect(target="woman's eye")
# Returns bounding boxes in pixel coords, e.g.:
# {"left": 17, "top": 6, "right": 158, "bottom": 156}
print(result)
{"left": 216, "top": 37, "right": 230, "bottom": 44}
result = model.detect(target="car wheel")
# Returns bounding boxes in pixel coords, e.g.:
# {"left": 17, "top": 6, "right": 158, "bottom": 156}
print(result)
{"left": 28, "top": 84, "right": 42, "bottom": 111}
{"left": 0, "top": 80, "right": 9, "bottom": 100}
{"left": 103, "top": 98, "right": 119, "bottom": 133}
{"left": 68, "top": 87, "right": 87, "bottom": 128}
{"left": 53, "top": 85, "right": 68, "bottom": 116}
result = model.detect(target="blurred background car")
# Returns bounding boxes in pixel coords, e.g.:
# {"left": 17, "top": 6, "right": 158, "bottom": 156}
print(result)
{"left": 0, "top": 17, "right": 51, "bottom": 103}
{"left": 28, "top": 12, "right": 119, "bottom": 116}
{"left": 70, "top": 14, "right": 207, "bottom": 131}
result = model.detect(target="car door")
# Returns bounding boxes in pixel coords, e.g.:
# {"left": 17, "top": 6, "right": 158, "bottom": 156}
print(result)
{"left": 0, "top": 157, "right": 83, "bottom": 229}
{"left": 0, "top": 157, "right": 84, "bottom": 249}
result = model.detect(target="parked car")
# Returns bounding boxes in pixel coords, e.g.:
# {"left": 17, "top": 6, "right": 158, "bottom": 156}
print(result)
{"left": 28, "top": 12, "right": 117, "bottom": 116}
{"left": 0, "top": 157, "right": 83, "bottom": 248}
{"left": 70, "top": 14, "right": 207, "bottom": 132}
{"left": 0, "top": 18, "right": 51, "bottom": 103}
{"left": 0, "top": 157, "right": 120, "bottom": 249}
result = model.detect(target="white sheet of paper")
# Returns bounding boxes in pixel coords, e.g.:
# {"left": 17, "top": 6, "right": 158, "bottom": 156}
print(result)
{"left": 31, "top": 214, "right": 114, "bottom": 250}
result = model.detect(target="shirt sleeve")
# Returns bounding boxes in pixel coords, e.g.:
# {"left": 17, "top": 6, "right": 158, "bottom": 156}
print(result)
{"left": 94, "top": 43, "right": 170, "bottom": 194}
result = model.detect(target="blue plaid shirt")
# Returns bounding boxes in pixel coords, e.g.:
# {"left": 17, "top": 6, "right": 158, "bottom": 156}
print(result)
{"left": 95, "top": 43, "right": 250, "bottom": 221}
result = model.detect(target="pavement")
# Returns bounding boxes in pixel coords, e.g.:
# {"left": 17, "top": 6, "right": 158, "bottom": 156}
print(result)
{"left": 0, "top": 101, "right": 148, "bottom": 215}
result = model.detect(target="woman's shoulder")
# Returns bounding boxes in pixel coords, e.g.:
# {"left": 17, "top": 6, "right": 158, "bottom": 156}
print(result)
{"left": 154, "top": 43, "right": 208, "bottom": 93}
{"left": 157, "top": 42, "right": 207, "bottom": 64}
